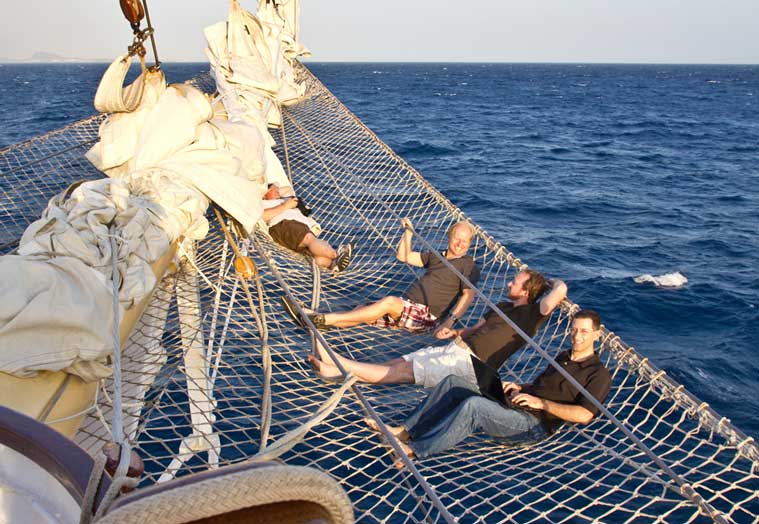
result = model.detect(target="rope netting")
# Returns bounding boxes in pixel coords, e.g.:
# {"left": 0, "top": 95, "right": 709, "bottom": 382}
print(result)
{"left": 1, "top": 65, "right": 757, "bottom": 524}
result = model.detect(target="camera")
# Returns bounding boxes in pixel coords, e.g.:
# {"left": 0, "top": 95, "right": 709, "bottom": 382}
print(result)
{"left": 295, "top": 197, "right": 312, "bottom": 217}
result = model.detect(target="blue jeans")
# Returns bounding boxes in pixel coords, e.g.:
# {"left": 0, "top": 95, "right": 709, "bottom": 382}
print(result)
{"left": 404, "top": 375, "right": 547, "bottom": 458}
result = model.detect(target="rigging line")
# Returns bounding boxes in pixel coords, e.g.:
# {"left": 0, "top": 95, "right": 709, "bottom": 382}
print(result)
{"left": 605, "top": 331, "right": 759, "bottom": 465}
{"left": 248, "top": 231, "right": 460, "bottom": 524}
{"left": 206, "top": 227, "right": 232, "bottom": 388}
{"left": 280, "top": 111, "right": 414, "bottom": 257}
{"left": 233, "top": 221, "right": 273, "bottom": 450}
{"left": 278, "top": 102, "right": 295, "bottom": 187}
{"left": 214, "top": 208, "right": 272, "bottom": 449}
{"left": 0, "top": 138, "right": 98, "bottom": 178}
{"left": 108, "top": 226, "right": 125, "bottom": 444}
{"left": 285, "top": 69, "right": 730, "bottom": 523}
{"left": 140, "top": 0, "right": 161, "bottom": 69}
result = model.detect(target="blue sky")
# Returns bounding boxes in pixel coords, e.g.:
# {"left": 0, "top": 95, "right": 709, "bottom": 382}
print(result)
{"left": 1, "top": 0, "right": 758, "bottom": 63}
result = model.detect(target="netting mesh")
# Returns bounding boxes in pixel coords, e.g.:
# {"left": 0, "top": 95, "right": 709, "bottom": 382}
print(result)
{"left": 1, "top": 65, "right": 757, "bottom": 524}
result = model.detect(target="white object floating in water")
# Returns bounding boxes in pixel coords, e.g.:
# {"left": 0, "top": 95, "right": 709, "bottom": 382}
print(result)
{"left": 633, "top": 272, "right": 688, "bottom": 288}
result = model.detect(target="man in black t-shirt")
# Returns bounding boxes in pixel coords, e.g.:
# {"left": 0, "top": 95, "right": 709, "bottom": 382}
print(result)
{"left": 283, "top": 218, "right": 481, "bottom": 336}
{"left": 308, "top": 269, "right": 567, "bottom": 387}
{"left": 365, "top": 310, "right": 612, "bottom": 462}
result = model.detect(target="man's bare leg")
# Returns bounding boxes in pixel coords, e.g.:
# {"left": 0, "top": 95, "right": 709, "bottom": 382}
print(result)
{"left": 299, "top": 233, "right": 337, "bottom": 269}
{"left": 308, "top": 353, "right": 415, "bottom": 384}
{"left": 314, "top": 340, "right": 405, "bottom": 368}
{"left": 311, "top": 341, "right": 414, "bottom": 384}
{"left": 322, "top": 296, "right": 405, "bottom": 328}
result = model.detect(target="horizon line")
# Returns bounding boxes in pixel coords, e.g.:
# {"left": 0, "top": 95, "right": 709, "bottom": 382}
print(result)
{"left": 2, "top": 59, "right": 758, "bottom": 66}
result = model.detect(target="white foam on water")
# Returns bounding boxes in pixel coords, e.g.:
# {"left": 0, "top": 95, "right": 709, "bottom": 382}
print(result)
{"left": 633, "top": 271, "right": 688, "bottom": 288}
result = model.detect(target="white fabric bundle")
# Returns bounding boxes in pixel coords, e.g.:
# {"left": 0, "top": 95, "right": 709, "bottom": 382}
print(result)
{"left": 87, "top": 69, "right": 265, "bottom": 233}
{"left": 204, "top": 0, "right": 308, "bottom": 190}
{"left": 0, "top": 255, "right": 117, "bottom": 379}
{"left": 19, "top": 179, "right": 170, "bottom": 309}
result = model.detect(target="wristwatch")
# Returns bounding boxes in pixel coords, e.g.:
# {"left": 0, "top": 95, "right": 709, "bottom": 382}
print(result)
{"left": 448, "top": 314, "right": 459, "bottom": 325}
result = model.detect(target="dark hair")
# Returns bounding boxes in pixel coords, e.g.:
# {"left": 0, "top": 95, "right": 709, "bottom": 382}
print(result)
{"left": 522, "top": 269, "right": 548, "bottom": 303}
{"left": 574, "top": 309, "right": 601, "bottom": 330}
{"left": 267, "top": 183, "right": 276, "bottom": 189}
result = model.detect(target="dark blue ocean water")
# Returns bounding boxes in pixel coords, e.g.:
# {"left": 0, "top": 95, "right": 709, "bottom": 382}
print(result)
{"left": 1, "top": 62, "right": 758, "bottom": 441}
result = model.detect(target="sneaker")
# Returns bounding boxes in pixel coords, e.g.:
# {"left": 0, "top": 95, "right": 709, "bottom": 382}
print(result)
{"left": 281, "top": 296, "right": 307, "bottom": 328}
{"left": 282, "top": 296, "right": 329, "bottom": 331}
{"left": 306, "top": 313, "right": 330, "bottom": 331}
{"left": 333, "top": 242, "right": 354, "bottom": 273}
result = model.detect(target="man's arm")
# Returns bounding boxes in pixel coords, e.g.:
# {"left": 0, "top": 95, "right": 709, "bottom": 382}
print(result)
{"left": 435, "top": 317, "right": 485, "bottom": 340}
{"left": 539, "top": 278, "right": 568, "bottom": 316}
{"left": 262, "top": 198, "right": 299, "bottom": 223}
{"left": 433, "top": 288, "right": 476, "bottom": 335}
{"left": 510, "top": 393, "right": 595, "bottom": 424}
{"left": 396, "top": 218, "right": 424, "bottom": 267}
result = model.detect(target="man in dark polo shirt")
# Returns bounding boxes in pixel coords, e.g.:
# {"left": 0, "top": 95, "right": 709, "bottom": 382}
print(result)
{"left": 365, "top": 310, "right": 612, "bottom": 462}
{"left": 283, "top": 217, "right": 480, "bottom": 335}
{"left": 307, "top": 269, "right": 567, "bottom": 387}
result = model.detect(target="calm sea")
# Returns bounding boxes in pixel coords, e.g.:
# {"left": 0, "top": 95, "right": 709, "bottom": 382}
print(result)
{"left": 1, "top": 62, "right": 757, "bottom": 440}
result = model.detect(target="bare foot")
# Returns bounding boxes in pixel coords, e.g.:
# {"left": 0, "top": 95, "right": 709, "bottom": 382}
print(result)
{"left": 314, "top": 340, "right": 330, "bottom": 362}
{"left": 393, "top": 440, "right": 415, "bottom": 469}
{"left": 363, "top": 418, "right": 409, "bottom": 441}
{"left": 307, "top": 354, "right": 342, "bottom": 380}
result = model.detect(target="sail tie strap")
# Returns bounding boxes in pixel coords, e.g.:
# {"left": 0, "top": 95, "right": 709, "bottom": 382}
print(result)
{"left": 93, "top": 54, "right": 148, "bottom": 113}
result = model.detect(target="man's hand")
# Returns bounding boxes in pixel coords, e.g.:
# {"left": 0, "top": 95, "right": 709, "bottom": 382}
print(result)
{"left": 510, "top": 392, "right": 545, "bottom": 410}
{"left": 396, "top": 217, "right": 423, "bottom": 266}
{"left": 284, "top": 197, "right": 299, "bottom": 210}
{"left": 434, "top": 326, "right": 458, "bottom": 340}
{"left": 502, "top": 382, "right": 522, "bottom": 397}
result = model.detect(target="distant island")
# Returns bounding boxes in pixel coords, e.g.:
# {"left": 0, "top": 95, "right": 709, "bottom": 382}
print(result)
{"left": 0, "top": 52, "right": 207, "bottom": 64}
{"left": 0, "top": 52, "right": 106, "bottom": 63}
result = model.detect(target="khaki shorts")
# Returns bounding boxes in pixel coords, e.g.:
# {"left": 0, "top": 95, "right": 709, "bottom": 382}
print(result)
{"left": 269, "top": 220, "right": 310, "bottom": 254}
{"left": 402, "top": 339, "right": 477, "bottom": 388}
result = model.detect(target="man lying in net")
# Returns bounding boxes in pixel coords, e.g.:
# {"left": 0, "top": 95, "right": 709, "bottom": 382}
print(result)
{"left": 365, "top": 310, "right": 612, "bottom": 464}
{"left": 262, "top": 183, "right": 352, "bottom": 272}
{"left": 283, "top": 218, "right": 481, "bottom": 336}
{"left": 308, "top": 269, "right": 567, "bottom": 387}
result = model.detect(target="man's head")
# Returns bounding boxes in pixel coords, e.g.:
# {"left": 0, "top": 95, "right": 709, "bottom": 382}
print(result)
{"left": 446, "top": 222, "right": 474, "bottom": 258}
{"left": 507, "top": 269, "right": 548, "bottom": 304}
{"left": 263, "top": 183, "right": 281, "bottom": 200}
{"left": 571, "top": 310, "right": 602, "bottom": 354}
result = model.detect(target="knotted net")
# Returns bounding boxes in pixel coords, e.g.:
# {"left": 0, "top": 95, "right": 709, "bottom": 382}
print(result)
{"left": 0, "top": 65, "right": 757, "bottom": 524}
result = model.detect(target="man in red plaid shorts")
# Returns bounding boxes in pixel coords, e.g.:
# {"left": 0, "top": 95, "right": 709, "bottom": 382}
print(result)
{"left": 283, "top": 218, "right": 480, "bottom": 336}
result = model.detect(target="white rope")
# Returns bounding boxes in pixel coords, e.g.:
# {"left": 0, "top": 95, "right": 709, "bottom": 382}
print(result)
{"left": 177, "top": 240, "right": 223, "bottom": 293}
